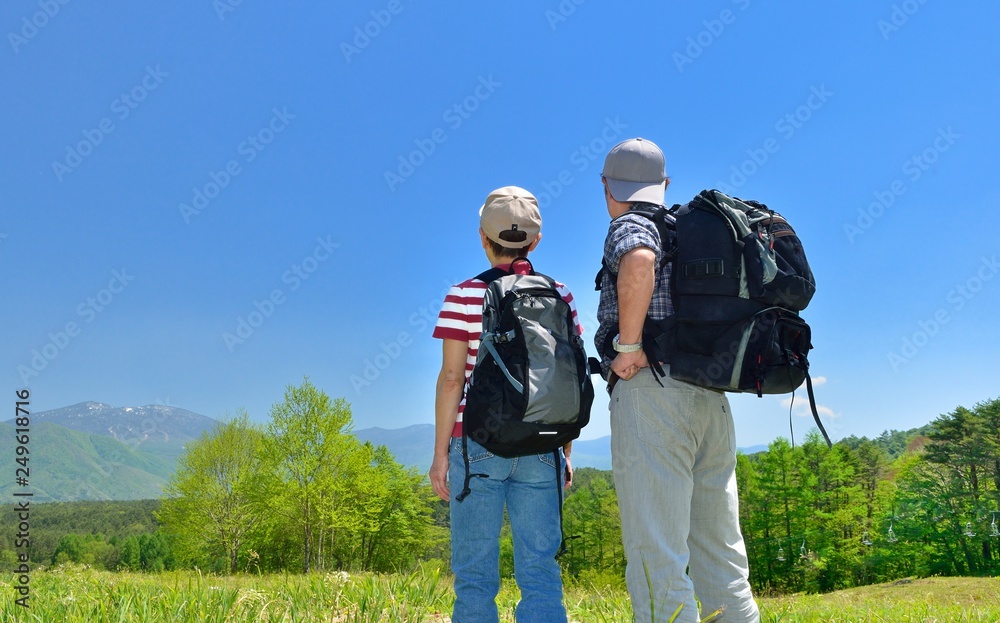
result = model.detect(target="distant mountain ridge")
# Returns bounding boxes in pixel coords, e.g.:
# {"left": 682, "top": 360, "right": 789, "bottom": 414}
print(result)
{"left": 5, "top": 401, "right": 217, "bottom": 460}
{"left": 3, "top": 401, "right": 772, "bottom": 501}
{"left": 353, "top": 426, "right": 767, "bottom": 472}
{"left": 0, "top": 421, "right": 174, "bottom": 501}
{"left": 1, "top": 401, "right": 219, "bottom": 502}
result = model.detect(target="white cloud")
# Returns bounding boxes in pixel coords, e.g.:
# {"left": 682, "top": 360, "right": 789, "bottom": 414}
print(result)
{"left": 780, "top": 393, "right": 839, "bottom": 420}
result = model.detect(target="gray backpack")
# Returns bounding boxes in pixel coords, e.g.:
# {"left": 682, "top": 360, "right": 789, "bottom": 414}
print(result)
{"left": 457, "top": 259, "right": 594, "bottom": 502}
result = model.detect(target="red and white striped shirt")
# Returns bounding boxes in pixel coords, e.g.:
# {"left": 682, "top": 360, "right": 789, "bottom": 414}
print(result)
{"left": 433, "top": 263, "right": 583, "bottom": 432}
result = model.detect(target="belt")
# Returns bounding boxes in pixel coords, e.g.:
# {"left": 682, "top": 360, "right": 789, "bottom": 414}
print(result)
{"left": 606, "top": 372, "right": 621, "bottom": 395}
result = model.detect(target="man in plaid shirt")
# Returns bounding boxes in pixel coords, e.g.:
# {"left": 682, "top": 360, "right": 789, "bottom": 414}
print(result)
{"left": 597, "top": 138, "right": 760, "bottom": 623}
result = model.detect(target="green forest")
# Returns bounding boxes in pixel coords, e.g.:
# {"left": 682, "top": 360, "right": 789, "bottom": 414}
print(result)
{"left": 3, "top": 381, "right": 998, "bottom": 597}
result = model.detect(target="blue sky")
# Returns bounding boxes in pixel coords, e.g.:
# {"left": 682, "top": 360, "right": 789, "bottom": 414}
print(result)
{"left": 2, "top": 1, "right": 998, "bottom": 448}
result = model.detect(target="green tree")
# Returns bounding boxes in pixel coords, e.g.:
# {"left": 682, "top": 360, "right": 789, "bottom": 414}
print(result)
{"left": 266, "top": 378, "right": 356, "bottom": 572}
{"left": 139, "top": 533, "right": 170, "bottom": 571}
{"left": 561, "top": 469, "right": 624, "bottom": 582}
{"left": 756, "top": 437, "right": 809, "bottom": 592}
{"left": 51, "top": 534, "right": 84, "bottom": 566}
{"left": 348, "top": 444, "right": 436, "bottom": 571}
{"left": 119, "top": 535, "right": 141, "bottom": 571}
{"left": 157, "top": 410, "right": 272, "bottom": 572}
{"left": 916, "top": 399, "right": 1000, "bottom": 574}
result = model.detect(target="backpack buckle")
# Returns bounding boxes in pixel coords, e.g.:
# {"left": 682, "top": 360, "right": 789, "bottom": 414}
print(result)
{"left": 682, "top": 258, "right": 724, "bottom": 279}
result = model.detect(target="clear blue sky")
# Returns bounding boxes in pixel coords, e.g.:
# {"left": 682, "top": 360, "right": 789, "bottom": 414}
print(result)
{"left": 3, "top": 1, "right": 998, "bottom": 447}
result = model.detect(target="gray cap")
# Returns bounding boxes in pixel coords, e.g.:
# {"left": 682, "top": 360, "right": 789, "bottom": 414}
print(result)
{"left": 601, "top": 137, "right": 667, "bottom": 204}
{"left": 479, "top": 186, "right": 542, "bottom": 248}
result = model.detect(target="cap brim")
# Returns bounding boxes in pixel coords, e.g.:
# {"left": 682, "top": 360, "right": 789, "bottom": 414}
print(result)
{"left": 606, "top": 178, "right": 665, "bottom": 204}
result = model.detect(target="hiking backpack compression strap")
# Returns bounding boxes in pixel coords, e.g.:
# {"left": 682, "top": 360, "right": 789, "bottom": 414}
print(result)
{"left": 455, "top": 429, "right": 489, "bottom": 502}
{"left": 555, "top": 449, "right": 569, "bottom": 558}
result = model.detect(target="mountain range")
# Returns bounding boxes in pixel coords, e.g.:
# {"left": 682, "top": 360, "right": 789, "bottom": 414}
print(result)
{"left": 3, "top": 401, "right": 766, "bottom": 501}
{"left": 1, "top": 402, "right": 218, "bottom": 502}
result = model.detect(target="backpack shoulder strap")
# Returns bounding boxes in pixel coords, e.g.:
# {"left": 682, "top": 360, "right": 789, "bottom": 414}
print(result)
{"left": 594, "top": 205, "right": 679, "bottom": 290}
{"left": 475, "top": 266, "right": 510, "bottom": 285}
{"left": 529, "top": 269, "right": 559, "bottom": 288}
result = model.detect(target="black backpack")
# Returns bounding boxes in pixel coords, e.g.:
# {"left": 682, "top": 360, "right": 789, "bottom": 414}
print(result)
{"left": 457, "top": 259, "right": 594, "bottom": 545}
{"left": 597, "top": 189, "right": 830, "bottom": 446}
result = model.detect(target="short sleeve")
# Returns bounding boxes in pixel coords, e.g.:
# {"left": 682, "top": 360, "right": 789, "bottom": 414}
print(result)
{"left": 604, "top": 214, "right": 662, "bottom": 275}
{"left": 432, "top": 285, "right": 470, "bottom": 342}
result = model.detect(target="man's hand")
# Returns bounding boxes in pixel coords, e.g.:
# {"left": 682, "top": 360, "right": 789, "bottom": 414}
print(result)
{"left": 611, "top": 349, "right": 649, "bottom": 381}
{"left": 563, "top": 454, "right": 574, "bottom": 489}
{"left": 430, "top": 452, "right": 450, "bottom": 501}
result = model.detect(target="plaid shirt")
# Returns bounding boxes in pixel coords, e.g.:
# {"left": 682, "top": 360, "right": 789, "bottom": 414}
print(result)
{"left": 595, "top": 202, "right": 675, "bottom": 375}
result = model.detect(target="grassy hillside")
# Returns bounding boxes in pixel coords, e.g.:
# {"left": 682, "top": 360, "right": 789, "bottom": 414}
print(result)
{"left": 1, "top": 566, "right": 997, "bottom": 622}
{"left": 0, "top": 422, "right": 171, "bottom": 501}
{"left": 760, "top": 576, "right": 1000, "bottom": 621}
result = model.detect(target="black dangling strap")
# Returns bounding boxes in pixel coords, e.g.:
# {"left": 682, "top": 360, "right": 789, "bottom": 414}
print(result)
{"left": 789, "top": 388, "right": 797, "bottom": 449}
{"left": 648, "top": 358, "right": 666, "bottom": 384}
{"left": 455, "top": 431, "right": 473, "bottom": 502}
{"left": 806, "top": 372, "right": 832, "bottom": 448}
{"left": 554, "top": 449, "right": 580, "bottom": 558}
{"left": 455, "top": 429, "right": 487, "bottom": 502}
{"left": 555, "top": 449, "right": 567, "bottom": 558}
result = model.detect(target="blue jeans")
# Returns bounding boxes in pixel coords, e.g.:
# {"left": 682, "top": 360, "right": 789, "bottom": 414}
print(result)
{"left": 611, "top": 368, "right": 759, "bottom": 623}
{"left": 448, "top": 437, "right": 567, "bottom": 623}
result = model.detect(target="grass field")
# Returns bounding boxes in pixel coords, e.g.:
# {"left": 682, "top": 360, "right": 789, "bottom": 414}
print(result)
{"left": 3, "top": 564, "right": 1000, "bottom": 622}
